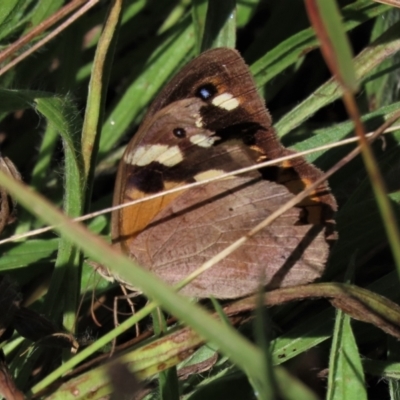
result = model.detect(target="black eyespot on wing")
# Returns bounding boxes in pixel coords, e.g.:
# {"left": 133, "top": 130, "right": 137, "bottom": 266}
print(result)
{"left": 195, "top": 83, "right": 217, "bottom": 101}
{"left": 173, "top": 127, "right": 186, "bottom": 138}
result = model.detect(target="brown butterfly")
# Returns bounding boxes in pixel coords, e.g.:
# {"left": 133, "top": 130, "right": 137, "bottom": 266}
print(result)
{"left": 103, "top": 48, "right": 337, "bottom": 299}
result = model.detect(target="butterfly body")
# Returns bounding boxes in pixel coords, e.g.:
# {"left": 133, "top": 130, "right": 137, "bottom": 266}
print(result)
{"left": 108, "top": 48, "right": 337, "bottom": 299}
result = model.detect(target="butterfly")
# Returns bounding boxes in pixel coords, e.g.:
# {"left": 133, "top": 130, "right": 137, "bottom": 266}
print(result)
{"left": 102, "top": 47, "right": 337, "bottom": 299}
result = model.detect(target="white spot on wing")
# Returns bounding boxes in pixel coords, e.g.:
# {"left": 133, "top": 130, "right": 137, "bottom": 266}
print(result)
{"left": 212, "top": 93, "right": 240, "bottom": 110}
{"left": 124, "top": 144, "right": 183, "bottom": 167}
{"left": 194, "top": 169, "right": 226, "bottom": 181}
{"left": 124, "top": 145, "right": 152, "bottom": 166}
{"left": 195, "top": 116, "right": 203, "bottom": 127}
{"left": 156, "top": 145, "right": 184, "bottom": 166}
{"left": 189, "top": 134, "right": 218, "bottom": 148}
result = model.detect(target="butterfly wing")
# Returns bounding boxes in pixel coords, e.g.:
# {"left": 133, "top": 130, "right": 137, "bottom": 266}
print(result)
{"left": 132, "top": 177, "right": 329, "bottom": 298}
{"left": 110, "top": 48, "right": 337, "bottom": 297}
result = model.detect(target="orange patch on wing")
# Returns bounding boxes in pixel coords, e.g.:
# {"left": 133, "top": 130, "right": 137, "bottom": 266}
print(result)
{"left": 114, "top": 182, "right": 187, "bottom": 254}
{"left": 250, "top": 144, "right": 268, "bottom": 156}
{"left": 277, "top": 173, "right": 325, "bottom": 224}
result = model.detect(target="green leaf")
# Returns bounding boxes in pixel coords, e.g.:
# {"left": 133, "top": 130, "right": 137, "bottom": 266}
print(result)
{"left": 0, "top": 239, "right": 58, "bottom": 270}
{"left": 200, "top": 0, "right": 236, "bottom": 51}
{"left": 311, "top": 0, "right": 357, "bottom": 91}
{"left": 327, "top": 309, "right": 367, "bottom": 400}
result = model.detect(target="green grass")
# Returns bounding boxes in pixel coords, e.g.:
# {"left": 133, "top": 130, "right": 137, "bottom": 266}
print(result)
{"left": 0, "top": 0, "right": 400, "bottom": 399}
